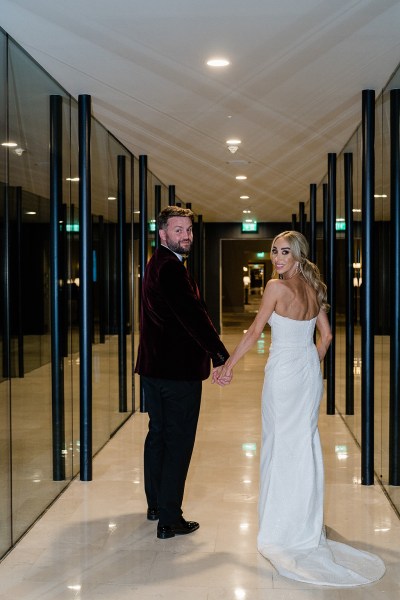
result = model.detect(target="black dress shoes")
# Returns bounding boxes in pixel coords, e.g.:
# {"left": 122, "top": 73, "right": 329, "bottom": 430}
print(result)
{"left": 147, "top": 507, "right": 159, "bottom": 521}
{"left": 157, "top": 517, "right": 199, "bottom": 539}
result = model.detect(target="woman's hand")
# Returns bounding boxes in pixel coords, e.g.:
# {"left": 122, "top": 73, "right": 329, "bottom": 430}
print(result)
{"left": 212, "top": 363, "right": 233, "bottom": 386}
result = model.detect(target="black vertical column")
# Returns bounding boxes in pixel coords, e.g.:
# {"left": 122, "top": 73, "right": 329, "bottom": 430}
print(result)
{"left": 322, "top": 183, "right": 328, "bottom": 380}
{"left": 98, "top": 215, "right": 106, "bottom": 344}
{"left": 15, "top": 186, "right": 24, "bottom": 378}
{"left": 309, "top": 184, "right": 317, "bottom": 264}
{"left": 60, "top": 202, "right": 68, "bottom": 357}
{"left": 91, "top": 215, "right": 96, "bottom": 345}
{"left": 361, "top": 89, "right": 375, "bottom": 485}
{"left": 291, "top": 213, "right": 297, "bottom": 231}
{"left": 117, "top": 155, "right": 127, "bottom": 412}
{"left": 78, "top": 94, "right": 93, "bottom": 481}
{"left": 139, "top": 155, "right": 148, "bottom": 412}
{"left": 197, "top": 215, "right": 204, "bottom": 296}
{"left": 185, "top": 202, "right": 194, "bottom": 274}
{"left": 168, "top": 184, "right": 176, "bottom": 206}
{"left": 299, "top": 201, "right": 306, "bottom": 235}
{"left": 326, "top": 154, "right": 336, "bottom": 415}
{"left": 344, "top": 153, "right": 354, "bottom": 415}
{"left": 1, "top": 179, "right": 10, "bottom": 379}
{"left": 139, "top": 155, "right": 148, "bottom": 298}
{"left": 154, "top": 184, "right": 161, "bottom": 250}
{"left": 50, "top": 95, "right": 65, "bottom": 481}
{"left": 2, "top": 50, "right": 10, "bottom": 380}
{"left": 322, "top": 183, "right": 328, "bottom": 280}
{"left": 130, "top": 154, "right": 136, "bottom": 402}
{"left": 390, "top": 89, "right": 400, "bottom": 485}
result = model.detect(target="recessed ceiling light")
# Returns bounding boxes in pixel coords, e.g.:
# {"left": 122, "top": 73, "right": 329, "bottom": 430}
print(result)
{"left": 374, "top": 194, "right": 387, "bottom": 198}
{"left": 66, "top": 177, "right": 80, "bottom": 182}
{"left": 207, "top": 58, "right": 230, "bottom": 67}
{"left": 2, "top": 141, "right": 18, "bottom": 147}
{"left": 352, "top": 208, "right": 361, "bottom": 213}
{"left": 243, "top": 210, "right": 251, "bottom": 214}
{"left": 108, "top": 196, "right": 116, "bottom": 200}
{"left": 25, "top": 211, "right": 37, "bottom": 215}
{"left": 240, "top": 195, "right": 250, "bottom": 199}
{"left": 236, "top": 175, "right": 247, "bottom": 180}
{"left": 226, "top": 139, "right": 241, "bottom": 145}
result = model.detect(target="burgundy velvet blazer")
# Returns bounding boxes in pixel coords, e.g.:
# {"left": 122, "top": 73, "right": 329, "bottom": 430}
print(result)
{"left": 135, "top": 245, "right": 229, "bottom": 381}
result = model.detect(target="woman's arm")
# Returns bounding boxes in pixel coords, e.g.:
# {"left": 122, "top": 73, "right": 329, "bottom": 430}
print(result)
{"left": 213, "top": 280, "right": 280, "bottom": 384}
{"left": 315, "top": 309, "right": 333, "bottom": 361}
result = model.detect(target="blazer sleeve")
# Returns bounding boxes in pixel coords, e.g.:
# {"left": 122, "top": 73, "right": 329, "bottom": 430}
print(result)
{"left": 158, "top": 258, "right": 229, "bottom": 367}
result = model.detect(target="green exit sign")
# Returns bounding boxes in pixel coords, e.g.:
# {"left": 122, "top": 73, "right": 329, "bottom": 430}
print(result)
{"left": 335, "top": 221, "right": 346, "bottom": 231}
{"left": 242, "top": 221, "right": 258, "bottom": 233}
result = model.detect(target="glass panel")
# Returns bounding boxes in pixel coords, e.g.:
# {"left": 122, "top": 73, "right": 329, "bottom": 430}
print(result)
{"left": 0, "top": 28, "right": 12, "bottom": 558}
{"left": 379, "top": 83, "right": 397, "bottom": 511}
{"left": 328, "top": 95, "right": 395, "bottom": 505}
{"left": 7, "top": 41, "right": 70, "bottom": 542}
{"left": 340, "top": 129, "right": 362, "bottom": 453}
{"left": 91, "top": 123, "right": 132, "bottom": 452}
{"left": 374, "top": 93, "right": 389, "bottom": 488}
{"left": 0, "top": 31, "right": 173, "bottom": 555}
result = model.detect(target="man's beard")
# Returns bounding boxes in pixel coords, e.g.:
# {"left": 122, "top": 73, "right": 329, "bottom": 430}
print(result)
{"left": 166, "top": 239, "right": 192, "bottom": 256}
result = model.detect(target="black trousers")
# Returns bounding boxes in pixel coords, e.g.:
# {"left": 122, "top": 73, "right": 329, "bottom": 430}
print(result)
{"left": 142, "top": 376, "right": 202, "bottom": 525}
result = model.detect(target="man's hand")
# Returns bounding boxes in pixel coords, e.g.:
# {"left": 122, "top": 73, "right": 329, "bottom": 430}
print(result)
{"left": 212, "top": 363, "right": 233, "bottom": 386}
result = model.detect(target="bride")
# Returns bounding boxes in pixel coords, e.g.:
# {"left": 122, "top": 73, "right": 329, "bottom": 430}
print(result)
{"left": 214, "top": 230, "right": 385, "bottom": 587}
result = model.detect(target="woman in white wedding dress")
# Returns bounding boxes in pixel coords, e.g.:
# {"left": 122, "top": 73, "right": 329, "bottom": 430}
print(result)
{"left": 214, "top": 231, "right": 385, "bottom": 587}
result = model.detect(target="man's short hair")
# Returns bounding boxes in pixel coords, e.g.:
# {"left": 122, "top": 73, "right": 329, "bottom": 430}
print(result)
{"left": 157, "top": 206, "right": 194, "bottom": 230}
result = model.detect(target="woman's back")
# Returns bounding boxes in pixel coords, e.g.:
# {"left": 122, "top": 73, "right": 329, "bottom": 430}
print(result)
{"left": 273, "top": 276, "right": 319, "bottom": 321}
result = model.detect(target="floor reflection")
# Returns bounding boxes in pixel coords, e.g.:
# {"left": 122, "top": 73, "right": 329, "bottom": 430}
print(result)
{"left": 0, "top": 313, "right": 398, "bottom": 599}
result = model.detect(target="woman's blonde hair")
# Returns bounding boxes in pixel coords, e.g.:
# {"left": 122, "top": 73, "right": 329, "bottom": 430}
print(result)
{"left": 271, "top": 230, "right": 329, "bottom": 312}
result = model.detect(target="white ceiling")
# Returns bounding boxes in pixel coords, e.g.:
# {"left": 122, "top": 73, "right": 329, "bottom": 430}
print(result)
{"left": 1, "top": 0, "right": 400, "bottom": 222}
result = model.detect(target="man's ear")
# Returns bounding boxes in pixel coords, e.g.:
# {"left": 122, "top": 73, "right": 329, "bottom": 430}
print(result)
{"left": 159, "top": 228, "right": 166, "bottom": 244}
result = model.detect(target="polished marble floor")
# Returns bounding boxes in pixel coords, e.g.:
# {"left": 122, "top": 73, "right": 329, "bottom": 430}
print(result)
{"left": 0, "top": 327, "right": 399, "bottom": 599}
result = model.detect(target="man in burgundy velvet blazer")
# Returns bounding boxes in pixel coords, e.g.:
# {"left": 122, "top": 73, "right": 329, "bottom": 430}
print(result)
{"left": 135, "top": 206, "right": 229, "bottom": 539}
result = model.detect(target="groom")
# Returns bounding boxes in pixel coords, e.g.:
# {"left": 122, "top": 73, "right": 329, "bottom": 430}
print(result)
{"left": 135, "top": 206, "right": 229, "bottom": 538}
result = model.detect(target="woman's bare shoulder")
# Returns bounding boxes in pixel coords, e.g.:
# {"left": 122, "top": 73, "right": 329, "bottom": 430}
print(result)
{"left": 266, "top": 278, "right": 281, "bottom": 288}
{"left": 265, "top": 278, "right": 287, "bottom": 297}
{"left": 266, "top": 278, "right": 291, "bottom": 290}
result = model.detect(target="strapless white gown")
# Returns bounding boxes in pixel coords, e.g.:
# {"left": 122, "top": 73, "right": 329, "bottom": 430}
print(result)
{"left": 257, "top": 311, "right": 385, "bottom": 586}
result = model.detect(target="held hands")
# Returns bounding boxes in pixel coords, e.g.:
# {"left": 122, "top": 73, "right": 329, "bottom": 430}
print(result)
{"left": 212, "top": 362, "right": 233, "bottom": 386}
